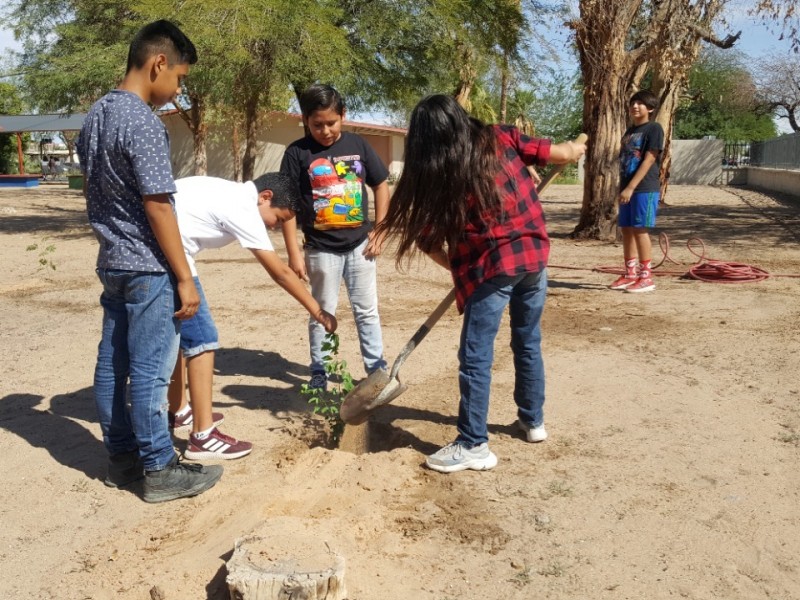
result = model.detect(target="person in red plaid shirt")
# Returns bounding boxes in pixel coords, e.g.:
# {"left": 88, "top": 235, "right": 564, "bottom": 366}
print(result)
{"left": 377, "top": 94, "right": 585, "bottom": 473}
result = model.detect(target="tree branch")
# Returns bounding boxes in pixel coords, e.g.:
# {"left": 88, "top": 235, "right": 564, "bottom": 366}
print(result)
{"left": 689, "top": 25, "right": 742, "bottom": 48}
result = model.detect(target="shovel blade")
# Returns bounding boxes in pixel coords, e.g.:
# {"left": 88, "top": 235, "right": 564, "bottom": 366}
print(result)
{"left": 340, "top": 370, "right": 407, "bottom": 425}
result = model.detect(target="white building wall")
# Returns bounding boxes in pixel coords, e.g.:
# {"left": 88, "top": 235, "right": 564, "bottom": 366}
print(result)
{"left": 163, "top": 113, "right": 404, "bottom": 180}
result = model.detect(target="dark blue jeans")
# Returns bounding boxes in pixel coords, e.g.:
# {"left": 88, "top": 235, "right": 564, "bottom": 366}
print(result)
{"left": 456, "top": 270, "right": 547, "bottom": 447}
{"left": 94, "top": 269, "right": 180, "bottom": 470}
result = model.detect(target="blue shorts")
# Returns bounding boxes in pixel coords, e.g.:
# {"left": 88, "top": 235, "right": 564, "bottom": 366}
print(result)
{"left": 619, "top": 191, "right": 659, "bottom": 228}
{"left": 179, "top": 277, "right": 219, "bottom": 357}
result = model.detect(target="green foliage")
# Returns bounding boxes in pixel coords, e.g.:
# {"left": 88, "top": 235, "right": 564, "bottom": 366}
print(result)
{"left": 26, "top": 241, "right": 57, "bottom": 271}
{"left": 300, "top": 332, "right": 354, "bottom": 445}
{"left": 515, "top": 71, "right": 583, "bottom": 141}
{"left": 674, "top": 48, "right": 777, "bottom": 142}
{"left": 0, "top": 82, "right": 29, "bottom": 174}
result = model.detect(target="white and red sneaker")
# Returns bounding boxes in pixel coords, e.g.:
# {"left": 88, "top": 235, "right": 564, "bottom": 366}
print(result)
{"left": 184, "top": 428, "right": 253, "bottom": 460}
{"left": 609, "top": 275, "right": 638, "bottom": 290}
{"left": 625, "top": 277, "right": 656, "bottom": 293}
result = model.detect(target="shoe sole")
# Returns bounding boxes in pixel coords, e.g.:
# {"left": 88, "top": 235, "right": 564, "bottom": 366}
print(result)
{"left": 184, "top": 447, "right": 252, "bottom": 461}
{"left": 625, "top": 285, "right": 655, "bottom": 293}
{"left": 143, "top": 468, "right": 223, "bottom": 503}
{"left": 104, "top": 473, "right": 144, "bottom": 488}
{"left": 609, "top": 281, "right": 636, "bottom": 290}
{"left": 425, "top": 452, "right": 498, "bottom": 473}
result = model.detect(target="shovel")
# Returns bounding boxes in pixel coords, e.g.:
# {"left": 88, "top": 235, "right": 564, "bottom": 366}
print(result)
{"left": 340, "top": 134, "right": 588, "bottom": 425}
{"left": 340, "top": 287, "right": 457, "bottom": 424}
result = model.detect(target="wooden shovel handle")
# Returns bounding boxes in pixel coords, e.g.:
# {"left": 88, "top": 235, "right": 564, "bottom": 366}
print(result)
{"left": 388, "top": 287, "right": 457, "bottom": 379}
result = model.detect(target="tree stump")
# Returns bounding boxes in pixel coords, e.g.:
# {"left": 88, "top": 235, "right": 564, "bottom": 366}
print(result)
{"left": 226, "top": 527, "right": 346, "bottom": 600}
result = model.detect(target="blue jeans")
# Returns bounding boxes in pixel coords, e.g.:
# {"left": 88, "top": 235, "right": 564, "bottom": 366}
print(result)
{"left": 306, "top": 238, "right": 387, "bottom": 375}
{"left": 94, "top": 269, "right": 180, "bottom": 471}
{"left": 456, "top": 270, "right": 548, "bottom": 447}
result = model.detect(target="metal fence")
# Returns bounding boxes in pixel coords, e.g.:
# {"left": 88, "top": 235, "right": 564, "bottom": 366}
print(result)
{"left": 749, "top": 132, "right": 800, "bottom": 170}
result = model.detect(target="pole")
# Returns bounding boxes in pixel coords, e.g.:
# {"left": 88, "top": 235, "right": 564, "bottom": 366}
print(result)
{"left": 16, "top": 133, "right": 25, "bottom": 174}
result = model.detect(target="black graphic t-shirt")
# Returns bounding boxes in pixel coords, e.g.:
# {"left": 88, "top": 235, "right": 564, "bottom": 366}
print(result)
{"left": 619, "top": 121, "right": 664, "bottom": 193}
{"left": 280, "top": 131, "right": 389, "bottom": 253}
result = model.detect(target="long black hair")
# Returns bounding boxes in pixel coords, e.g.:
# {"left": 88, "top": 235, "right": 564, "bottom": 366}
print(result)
{"left": 377, "top": 94, "right": 502, "bottom": 265}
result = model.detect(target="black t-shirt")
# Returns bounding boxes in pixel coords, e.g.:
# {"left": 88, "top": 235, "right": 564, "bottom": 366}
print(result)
{"left": 280, "top": 131, "right": 389, "bottom": 253}
{"left": 619, "top": 121, "right": 664, "bottom": 193}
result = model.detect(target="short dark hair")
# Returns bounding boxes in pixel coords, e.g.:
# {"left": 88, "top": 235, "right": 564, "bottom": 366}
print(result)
{"left": 252, "top": 172, "right": 301, "bottom": 212}
{"left": 126, "top": 20, "right": 198, "bottom": 72}
{"left": 299, "top": 84, "right": 345, "bottom": 118}
{"left": 630, "top": 90, "right": 659, "bottom": 112}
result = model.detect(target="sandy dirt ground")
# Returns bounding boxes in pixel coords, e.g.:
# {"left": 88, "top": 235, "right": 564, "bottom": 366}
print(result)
{"left": 1, "top": 182, "right": 799, "bottom": 600}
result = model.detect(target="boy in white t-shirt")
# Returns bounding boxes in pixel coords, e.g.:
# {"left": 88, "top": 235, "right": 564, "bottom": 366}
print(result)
{"left": 167, "top": 172, "right": 337, "bottom": 459}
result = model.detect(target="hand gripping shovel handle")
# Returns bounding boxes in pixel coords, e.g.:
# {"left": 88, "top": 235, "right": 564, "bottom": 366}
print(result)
{"left": 535, "top": 133, "right": 588, "bottom": 194}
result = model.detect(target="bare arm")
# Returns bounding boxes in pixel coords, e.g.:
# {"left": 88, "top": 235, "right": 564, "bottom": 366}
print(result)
{"left": 250, "top": 248, "right": 337, "bottom": 333}
{"left": 280, "top": 216, "right": 307, "bottom": 281}
{"left": 143, "top": 194, "right": 199, "bottom": 319}
{"left": 619, "top": 150, "right": 658, "bottom": 204}
{"left": 364, "top": 180, "right": 390, "bottom": 258}
{"left": 548, "top": 140, "right": 587, "bottom": 164}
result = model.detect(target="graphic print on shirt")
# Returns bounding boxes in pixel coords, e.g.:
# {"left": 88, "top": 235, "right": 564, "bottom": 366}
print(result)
{"left": 308, "top": 155, "right": 364, "bottom": 230}
{"left": 620, "top": 131, "right": 646, "bottom": 181}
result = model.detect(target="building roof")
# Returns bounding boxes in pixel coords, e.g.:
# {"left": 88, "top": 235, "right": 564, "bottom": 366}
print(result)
{"left": 157, "top": 109, "right": 407, "bottom": 136}
{"left": 281, "top": 112, "right": 407, "bottom": 136}
{"left": 0, "top": 113, "right": 87, "bottom": 133}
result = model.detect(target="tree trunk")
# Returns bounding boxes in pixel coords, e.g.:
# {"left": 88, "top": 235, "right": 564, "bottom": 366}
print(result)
{"left": 226, "top": 528, "right": 346, "bottom": 600}
{"left": 176, "top": 93, "right": 208, "bottom": 176}
{"left": 572, "top": 73, "right": 627, "bottom": 240}
{"left": 232, "top": 122, "right": 241, "bottom": 183}
{"left": 241, "top": 92, "right": 260, "bottom": 183}
{"left": 571, "top": 0, "right": 644, "bottom": 240}
{"left": 453, "top": 43, "right": 477, "bottom": 110}
{"left": 500, "top": 52, "right": 509, "bottom": 123}
{"left": 652, "top": 75, "right": 680, "bottom": 201}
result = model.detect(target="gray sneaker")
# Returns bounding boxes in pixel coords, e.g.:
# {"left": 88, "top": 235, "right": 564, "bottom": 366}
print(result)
{"left": 104, "top": 450, "right": 144, "bottom": 488}
{"left": 426, "top": 442, "right": 498, "bottom": 473}
{"left": 143, "top": 454, "right": 223, "bottom": 503}
{"left": 517, "top": 419, "right": 548, "bottom": 443}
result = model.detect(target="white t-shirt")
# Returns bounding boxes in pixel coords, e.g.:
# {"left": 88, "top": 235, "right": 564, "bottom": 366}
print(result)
{"left": 174, "top": 176, "right": 274, "bottom": 276}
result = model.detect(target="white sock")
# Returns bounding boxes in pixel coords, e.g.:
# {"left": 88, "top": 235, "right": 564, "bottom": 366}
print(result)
{"left": 175, "top": 405, "right": 191, "bottom": 417}
{"left": 193, "top": 425, "right": 215, "bottom": 440}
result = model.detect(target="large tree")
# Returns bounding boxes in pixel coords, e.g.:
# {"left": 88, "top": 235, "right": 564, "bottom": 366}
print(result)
{"left": 674, "top": 48, "right": 776, "bottom": 141}
{"left": 569, "top": 0, "right": 739, "bottom": 239}
{"left": 752, "top": 52, "right": 800, "bottom": 132}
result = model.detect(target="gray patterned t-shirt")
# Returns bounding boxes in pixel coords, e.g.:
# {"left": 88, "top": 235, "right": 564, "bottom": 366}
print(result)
{"left": 77, "top": 90, "right": 177, "bottom": 272}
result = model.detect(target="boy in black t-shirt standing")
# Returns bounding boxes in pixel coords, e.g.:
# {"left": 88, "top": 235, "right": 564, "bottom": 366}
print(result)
{"left": 609, "top": 90, "right": 665, "bottom": 294}
{"left": 280, "top": 84, "right": 389, "bottom": 389}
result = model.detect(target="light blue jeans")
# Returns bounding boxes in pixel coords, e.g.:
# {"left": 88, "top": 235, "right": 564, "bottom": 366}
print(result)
{"left": 456, "top": 270, "right": 548, "bottom": 447}
{"left": 94, "top": 269, "right": 180, "bottom": 471}
{"left": 306, "top": 238, "right": 387, "bottom": 375}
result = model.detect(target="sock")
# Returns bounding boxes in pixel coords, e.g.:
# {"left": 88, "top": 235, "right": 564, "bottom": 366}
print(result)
{"left": 174, "top": 404, "right": 191, "bottom": 418}
{"left": 625, "top": 257, "right": 638, "bottom": 278}
{"left": 639, "top": 259, "right": 652, "bottom": 280}
{"left": 193, "top": 425, "right": 215, "bottom": 440}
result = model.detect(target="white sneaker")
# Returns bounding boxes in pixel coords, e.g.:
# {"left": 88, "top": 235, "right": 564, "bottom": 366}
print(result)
{"left": 517, "top": 419, "right": 548, "bottom": 443}
{"left": 425, "top": 442, "right": 498, "bottom": 473}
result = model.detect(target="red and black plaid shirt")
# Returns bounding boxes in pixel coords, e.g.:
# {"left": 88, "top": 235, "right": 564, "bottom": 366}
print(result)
{"left": 447, "top": 125, "right": 551, "bottom": 313}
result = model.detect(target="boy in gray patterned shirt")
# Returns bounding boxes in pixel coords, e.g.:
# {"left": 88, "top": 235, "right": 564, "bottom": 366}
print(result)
{"left": 77, "top": 20, "right": 222, "bottom": 503}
